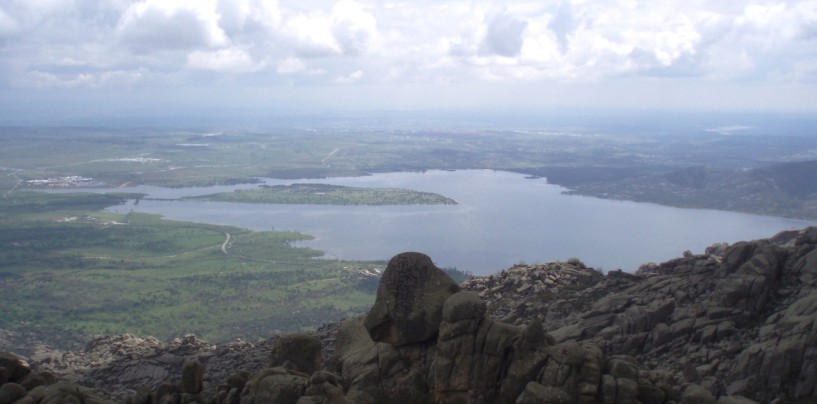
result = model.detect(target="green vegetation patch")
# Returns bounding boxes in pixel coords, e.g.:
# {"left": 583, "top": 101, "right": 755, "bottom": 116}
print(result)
{"left": 185, "top": 183, "right": 457, "bottom": 205}
{"left": 1, "top": 191, "right": 127, "bottom": 215}
{"left": 0, "top": 190, "right": 380, "bottom": 349}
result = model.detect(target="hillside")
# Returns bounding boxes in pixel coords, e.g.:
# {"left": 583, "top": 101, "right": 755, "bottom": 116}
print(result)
{"left": 2, "top": 227, "right": 816, "bottom": 403}
{"left": 0, "top": 191, "right": 386, "bottom": 350}
{"left": 558, "top": 159, "right": 817, "bottom": 220}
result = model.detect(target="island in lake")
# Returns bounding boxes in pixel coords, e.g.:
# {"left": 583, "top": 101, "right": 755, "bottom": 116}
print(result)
{"left": 184, "top": 183, "right": 458, "bottom": 205}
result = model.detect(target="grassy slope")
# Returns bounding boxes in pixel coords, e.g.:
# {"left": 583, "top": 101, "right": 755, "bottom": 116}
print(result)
{"left": 0, "top": 191, "right": 382, "bottom": 348}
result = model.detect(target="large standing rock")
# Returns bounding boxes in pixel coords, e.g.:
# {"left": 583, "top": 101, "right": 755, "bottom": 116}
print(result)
{"left": 364, "top": 252, "right": 460, "bottom": 346}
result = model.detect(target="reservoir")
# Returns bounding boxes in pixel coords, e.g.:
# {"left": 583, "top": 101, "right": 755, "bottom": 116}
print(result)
{"left": 103, "top": 170, "right": 814, "bottom": 275}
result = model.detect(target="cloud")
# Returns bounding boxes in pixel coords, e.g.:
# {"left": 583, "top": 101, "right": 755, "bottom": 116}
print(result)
{"left": 696, "top": 2, "right": 817, "bottom": 80}
{"left": 280, "top": 0, "right": 379, "bottom": 58}
{"left": 1, "top": 0, "right": 816, "bottom": 112}
{"left": 480, "top": 12, "right": 528, "bottom": 57}
{"left": 277, "top": 57, "right": 305, "bottom": 74}
{"left": 0, "top": 6, "right": 20, "bottom": 38}
{"left": 24, "top": 68, "right": 148, "bottom": 88}
{"left": 553, "top": 2, "right": 703, "bottom": 79}
{"left": 216, "top": 0, "right": 280, "bottom": 37}
{"left": 117, "top": 1, "right": 228, "bottom": 53}
{"left": 187, "top": 48, "right": 259, "bottom": 72}
{"left": 548, "top": 1, "right": 574, "bottom": 52}
{"left": 283, "top": 12, "right": 341, "bottom": 58}
{"left": 306, "top": 68, "right": 327, "bottom": 76}
{"left": 330, "top": 0, "right": 379, "bottom": 56}
{"left": 333, "top": 70, "right": 364, "bottom": 83}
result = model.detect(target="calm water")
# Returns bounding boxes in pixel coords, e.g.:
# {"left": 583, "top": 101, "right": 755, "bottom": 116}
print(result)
{"left": 101, "top": 170, "right": 815, "bottom": 275}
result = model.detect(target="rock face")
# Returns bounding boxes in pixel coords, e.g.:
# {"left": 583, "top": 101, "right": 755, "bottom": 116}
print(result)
{"left": 16, "top": 334, "right": 270, "bottom": 401}
{"left": 4, "top": 227, "right": 817, "bottom": 403}
{"left": 0, "top": 352, "right": 113, "bottom": 403}
{"left": 462, "top": 227, "right": 817, "bottom": 403}
{"left": 330, "top": 254, "right": 675, "bottom": 403}
{"left": 269, "top": 334, "right": 323, "bottom": 374}
{"left": 364, "top": 252, "right": 461, "bottom": 346}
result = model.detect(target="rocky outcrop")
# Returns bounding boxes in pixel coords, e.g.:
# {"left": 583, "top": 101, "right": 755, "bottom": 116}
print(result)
{"left": 329, "top": 252, "right": 675, "bottom": 403}
{"left": 0, "top": 352, "right": 113, "bottom": 403}
{"left": 19, "top": 334, "right": 270, "bottom": 401}
{"left": 461, "top": 227, "right": 817, "bottom": 403}
{"left": 364, "top": 252, "right": 460, "bottom": 346}
{"left": 4, "top": 228, "right": 817, "bottom": 403}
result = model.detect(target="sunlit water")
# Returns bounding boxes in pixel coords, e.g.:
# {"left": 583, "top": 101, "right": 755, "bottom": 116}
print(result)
{"left": 97, "top": 170, "right": 815, "bottom": 275}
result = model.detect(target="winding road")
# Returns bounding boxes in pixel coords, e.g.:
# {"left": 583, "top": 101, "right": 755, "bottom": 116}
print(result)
{"left": 221, "top": 232, "right": 232, "bottom": 254}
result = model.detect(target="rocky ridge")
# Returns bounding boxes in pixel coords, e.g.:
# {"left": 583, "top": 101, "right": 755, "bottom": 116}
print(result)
{"left": 461, "top": 227, "right": 817, "bottom": 402}
{"left": 1, "top": 228, "right": 816, "bottom": 403}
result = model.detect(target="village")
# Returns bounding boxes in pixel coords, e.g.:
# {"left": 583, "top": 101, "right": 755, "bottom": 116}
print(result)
{"left": 26, "top": 176, "right": 100, "bottom": 188}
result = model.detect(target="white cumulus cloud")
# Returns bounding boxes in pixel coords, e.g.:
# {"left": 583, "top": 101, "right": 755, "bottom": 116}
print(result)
{"left": 283, "top": 12, "right": 341, "bottom": 58}
{"left": 0, "top": 0, "right": 815, "bottom": 112}
{"left": 117, "top": 0, "right": 228, "bottom": 53}
{"left": 216, "top": 0, "right": 281, "bottom": 37}
{"left": 280, "top": 0, "right": 379, "bottom": 58}
{"left": 330, "top": 0, "right": 379, "bottom": 56}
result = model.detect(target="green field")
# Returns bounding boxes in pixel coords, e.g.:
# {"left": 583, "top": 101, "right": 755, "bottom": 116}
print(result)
{"left": 186, "top": 183, "right": 457, "bottom": 205}
{"left": 0, "top": 191, "right": 385, "bottom": 348}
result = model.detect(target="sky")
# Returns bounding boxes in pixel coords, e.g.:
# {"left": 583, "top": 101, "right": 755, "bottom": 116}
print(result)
{"left": 1, "top": 0, "right": 816, "bottom": 123}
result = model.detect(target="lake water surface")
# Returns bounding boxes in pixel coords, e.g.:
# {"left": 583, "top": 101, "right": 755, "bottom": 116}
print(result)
{"left": 102, "top": 170, "right": 815, "bottom": 275}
